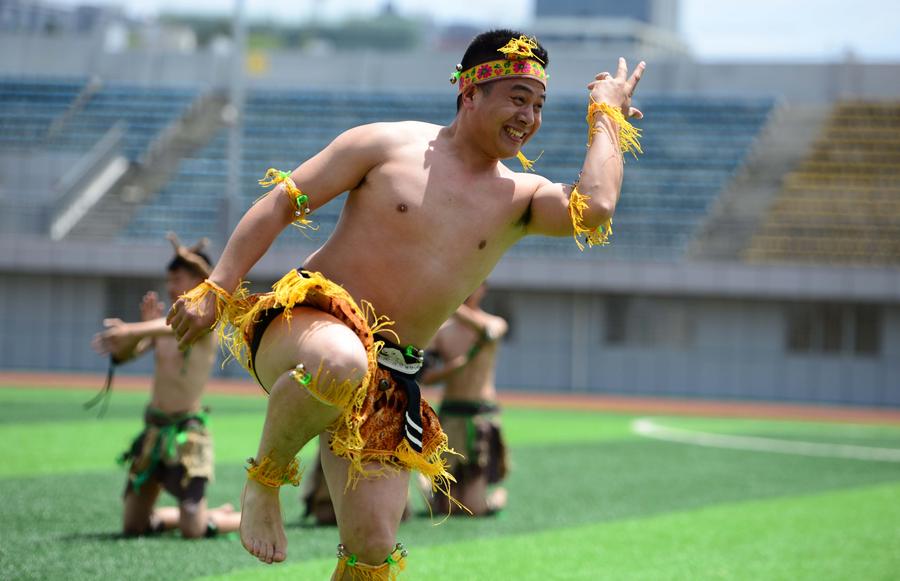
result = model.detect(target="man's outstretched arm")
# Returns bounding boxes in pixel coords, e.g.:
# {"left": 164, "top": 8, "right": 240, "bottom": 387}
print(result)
{"left": 167, "top": 123, "right": 392, "bottom": 348}
{"left": 525, "top": 58, "right": 645, "bottom": 245}
{"left": 91, "top": 317, "right": 171, "bottom": 362}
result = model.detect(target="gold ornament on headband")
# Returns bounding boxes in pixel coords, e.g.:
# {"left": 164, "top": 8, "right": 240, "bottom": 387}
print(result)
{"left": 497, "top": 35, "right": 544, "bottom": 63}
{"left": 166, "top": 232, "right": 212, "bottom": 276}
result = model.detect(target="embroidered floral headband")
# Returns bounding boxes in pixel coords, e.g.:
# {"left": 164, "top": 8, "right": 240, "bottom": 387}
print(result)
{"left": 450, "top": 35, "right": 548, "bottom": 93}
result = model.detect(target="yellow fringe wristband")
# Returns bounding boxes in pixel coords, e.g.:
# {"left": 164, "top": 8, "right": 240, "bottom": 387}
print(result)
{"left": 178, "top": 279, "right": 234, "bottom": 320}
{"left": 245, "top": 455, "right": 302, "bottom": 488}
{"left": 258, "top": 168, "right": 317, "bottom": 231}
{"left": 567, "top": 186, "right": 613, "bottom": 251}
{"left": 586, "top": 99, "right": 643, "bottom": 159}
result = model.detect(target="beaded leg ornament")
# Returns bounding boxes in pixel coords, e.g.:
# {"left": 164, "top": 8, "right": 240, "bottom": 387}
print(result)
{"left": 245, "top": 455, "right": 302, "bottom": 488}
{"left": 258, "top": 168, "right": 317, "bottom": 231}
{"left": 334, "top": 543, "right": 408, "bottom": 581}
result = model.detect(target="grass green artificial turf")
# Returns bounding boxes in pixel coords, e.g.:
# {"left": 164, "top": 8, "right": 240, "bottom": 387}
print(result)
{"left": 1, "top": 386, "right": 899, "bottom": 580}
{"left": 204, "top": 482, "right": 900, "bottom": 581}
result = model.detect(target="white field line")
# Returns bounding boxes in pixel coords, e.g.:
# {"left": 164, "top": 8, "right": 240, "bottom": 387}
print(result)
{"left": 631, "top": 418, "right": 900, "bottom": 463}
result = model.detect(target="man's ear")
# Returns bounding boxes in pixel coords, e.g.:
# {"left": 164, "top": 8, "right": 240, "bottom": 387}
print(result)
{"left": 461, "top": 85, "right": 479, "bottom": 110}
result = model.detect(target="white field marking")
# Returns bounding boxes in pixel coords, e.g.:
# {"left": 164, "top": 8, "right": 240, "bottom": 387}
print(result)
{"left": 631, "top": 418, "right": 900, "bottom": 463}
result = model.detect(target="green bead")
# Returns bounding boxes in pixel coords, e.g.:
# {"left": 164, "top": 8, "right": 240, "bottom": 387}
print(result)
{"left": 296, "top": 194, "right": 309, "bottom": 206}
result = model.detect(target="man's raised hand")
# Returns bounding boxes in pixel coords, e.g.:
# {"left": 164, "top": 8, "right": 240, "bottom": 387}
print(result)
{"left": 587, "top": 58, "right": 646, "bottom": 119}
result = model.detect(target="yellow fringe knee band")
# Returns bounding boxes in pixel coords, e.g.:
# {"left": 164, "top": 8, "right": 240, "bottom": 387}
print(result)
{"left": 567, "top": 186, "right": 613, "bottom": 251}
{"left": 586, "top": 98, "right": 643, "bottom": 159}
{"left": 245, "top": 455, "right": 302, "bottom": 488}
{"left": 258, "top": 168, "right": 317, "bottom": 231}
{"left": 335, "top": 543, "right": 408, "bottom": 581}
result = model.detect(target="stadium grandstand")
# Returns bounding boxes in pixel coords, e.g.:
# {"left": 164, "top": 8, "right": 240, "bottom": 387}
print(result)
{"left": 1, "top": 0, "right": 898, "bottom": 409}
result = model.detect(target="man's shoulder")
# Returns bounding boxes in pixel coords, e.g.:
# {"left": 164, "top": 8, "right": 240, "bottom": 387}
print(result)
{"left": 498, "top": 163, "right": 553, "bottom": 194}
{"left": 353, "top": 120, "right": 441, "bottom": 144}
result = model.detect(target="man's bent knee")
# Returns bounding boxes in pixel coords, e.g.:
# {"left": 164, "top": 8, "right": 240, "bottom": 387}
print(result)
{"left": 317, "top": 339, "right": 368, "bottom": 385}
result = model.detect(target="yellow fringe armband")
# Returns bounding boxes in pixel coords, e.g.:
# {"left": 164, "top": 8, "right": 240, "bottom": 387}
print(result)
{"left": 258, "top": 168, "right": 317, "bottom": 231}
{"left": 245, "top": 455, "right": 302, "bottom": 488}
{"left": 178, "top": 279, "right": 233, "bottom": 322}
{"left": 568, "top": 186, "right": 613, "bottom": 251}
{"left": 586, "top": 99, "right": 643, "bottom": 159}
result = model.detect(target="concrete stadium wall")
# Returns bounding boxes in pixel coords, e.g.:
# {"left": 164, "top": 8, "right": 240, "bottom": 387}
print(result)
{"left": 486, "top": 290, "right": 899, "bottom": 406}
{"left": 0, "top": 271, "right": 235, "bottom": 377}
{"left": 1, "top": 237, "right": 898, "bottom": 405}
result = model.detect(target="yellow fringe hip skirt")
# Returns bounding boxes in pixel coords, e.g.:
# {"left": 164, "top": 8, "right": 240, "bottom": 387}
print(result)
{"left": 218, "top": 269, "right": 454, "bottom": 494}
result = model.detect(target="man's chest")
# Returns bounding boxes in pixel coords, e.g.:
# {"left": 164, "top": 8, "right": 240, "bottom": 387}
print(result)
{"left": 365, "top": 160, "right": 531, "bottom": 241}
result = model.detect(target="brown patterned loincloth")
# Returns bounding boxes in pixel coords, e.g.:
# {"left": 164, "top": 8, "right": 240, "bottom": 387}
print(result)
{"left": 225, "top": 269, "right": 452, "bottom": 488}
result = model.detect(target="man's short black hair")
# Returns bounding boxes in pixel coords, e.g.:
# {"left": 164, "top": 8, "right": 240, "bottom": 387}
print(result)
{"left": 456, "top": 29, "right": 550, "bottom": 111}
{"left": 167, "top": 251, "right": 212, "bottom": 279}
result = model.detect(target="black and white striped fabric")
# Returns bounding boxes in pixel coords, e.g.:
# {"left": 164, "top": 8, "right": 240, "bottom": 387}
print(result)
{"left": 375, "top": 335, "right": 425, "bottom": 453}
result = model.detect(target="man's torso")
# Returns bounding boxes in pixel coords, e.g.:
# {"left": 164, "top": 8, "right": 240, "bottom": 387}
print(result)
{"left": 304, "top": 121, "right": 540, "bottom": 346}
{"left": 150, "top": 333, "right": 216, "bottom": 413}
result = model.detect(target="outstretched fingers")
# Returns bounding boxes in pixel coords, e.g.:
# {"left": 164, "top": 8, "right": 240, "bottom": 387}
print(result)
{"left": 627, "top": 61, "right": 646, "bottom": 94}
{"left": 91, "top": 334, "right": 108, "bottom": 356}
{"left": 615, "top": 57, "right": 628, "bottom": 80}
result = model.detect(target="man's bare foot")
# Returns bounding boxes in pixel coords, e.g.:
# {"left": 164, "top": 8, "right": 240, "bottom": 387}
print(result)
{"left": 240, "top": 480, "right": 287, "bottom": 564}
{"left": 211, "top": 502, "right": 236, "bottom": 514}
{"left": 154, "top": 506, "right": 180, "bottom": 523}
{"left": 486, "top": 487, "right": 507, "bottom": 513}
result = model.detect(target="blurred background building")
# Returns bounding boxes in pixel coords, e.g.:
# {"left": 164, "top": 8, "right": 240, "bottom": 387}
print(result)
{"left": 1, "top": 0, "right": 898, "bottom": 406}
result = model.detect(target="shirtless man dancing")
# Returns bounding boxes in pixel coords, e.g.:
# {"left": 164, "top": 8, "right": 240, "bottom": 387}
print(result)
{"left": 421, "top": 283, "right": 509, "bottom": 516}
{"left": 92, "top": 235, "right": 240, "bottom": 538}
{"left": 167, "top": 29, "right": 643, "bottom": 579}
